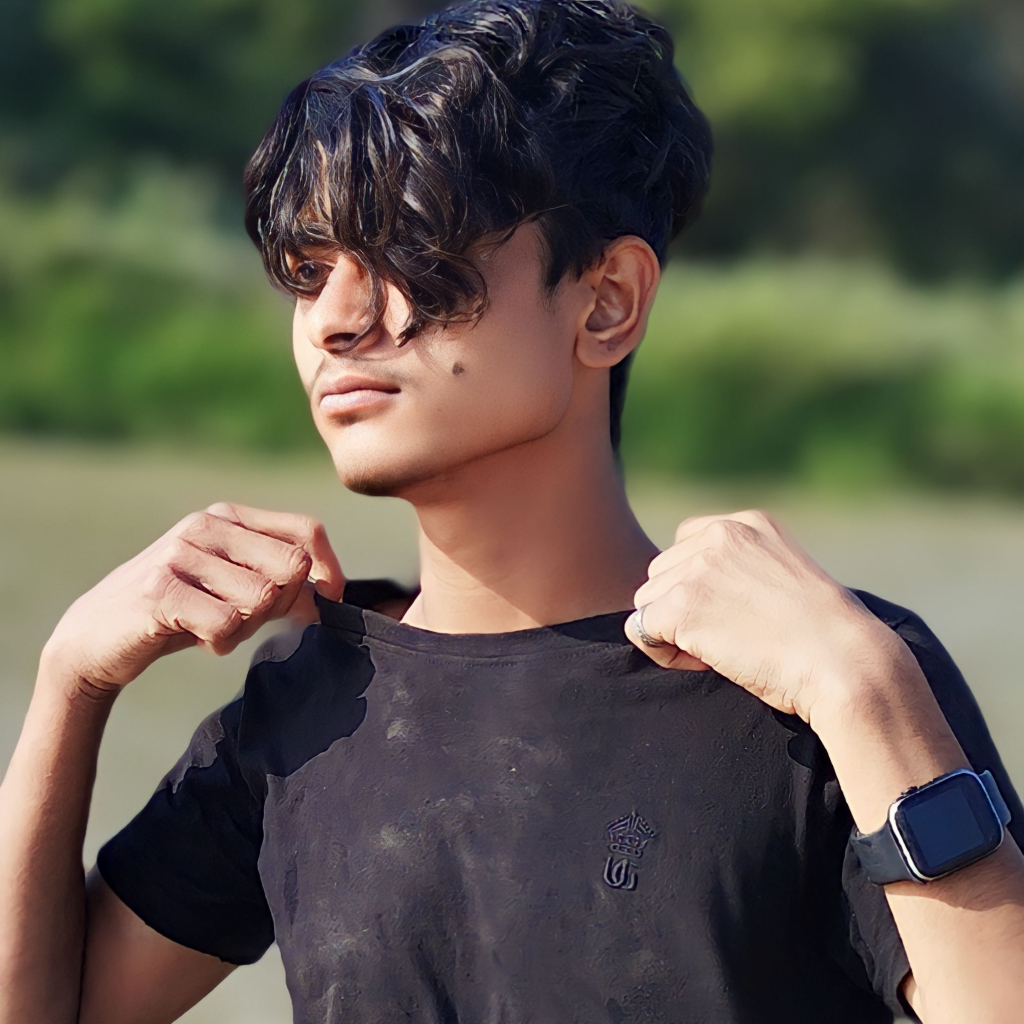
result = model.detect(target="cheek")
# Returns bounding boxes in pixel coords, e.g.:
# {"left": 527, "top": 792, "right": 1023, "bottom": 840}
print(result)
{"left": 430, "top": 321, "right": 573, "bottom": 441}
{"left": 291, "top": 305, "right": 318, "bottom": 394}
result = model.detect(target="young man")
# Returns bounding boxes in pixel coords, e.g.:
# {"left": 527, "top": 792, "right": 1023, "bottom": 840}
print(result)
{"left": 2, "top": 1, "right": 1023, "bottom": 1022}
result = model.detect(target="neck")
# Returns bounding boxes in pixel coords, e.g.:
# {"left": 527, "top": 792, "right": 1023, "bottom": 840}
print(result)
{"left": 397, "top": 423, "right": 660, "bottom": 634}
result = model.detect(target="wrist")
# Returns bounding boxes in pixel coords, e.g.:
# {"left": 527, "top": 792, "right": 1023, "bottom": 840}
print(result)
{"left": 809, "top": 629, "right": 969, "bottom": 833}
{"left": 810, "top": 612, "right": 924, "bottom": 727}
{"left": 36, "top": 644, "right": 121, "bottom": 711}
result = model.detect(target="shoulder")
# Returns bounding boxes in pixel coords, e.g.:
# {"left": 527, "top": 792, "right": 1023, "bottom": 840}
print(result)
{"left": 847, "top": 586, "right": 991, "bottom": 758}
{"left": 243, "top": 618, "right": 367, "bottom": 708}
{"left": 847, "top": 585, "right": 971, "bottom": 706}
{"left": 845, "top": 586, "right": 917, "bottom": 632}
{"left": 238, "top": 619, "right": 377, "bottom": 780}
{"left": 846, "top": 586, "right": 1024, "bottom": 848}
{"left": 233, "top": 576, "right": 416, "bottom": 778}
{"left": 248, "top": 620, "right": 313, "bottom": 670}
{"left": 245, "top": 574, "right": 418, "bottom": 673}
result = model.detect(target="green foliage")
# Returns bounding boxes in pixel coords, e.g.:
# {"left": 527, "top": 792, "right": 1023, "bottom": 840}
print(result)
{"left": 2, "top": 0, "right": 1023, "bottom": 494}
{"left": 3, "top": 0, "right": 376, "bottom": 183}
{"left": 623, "top": 258, "right": 1024, "bottom": 493}
{"left": 3, "top": 170, "right": 1024, "bottom": 494}
{"left": 3, "top": 0, "right": 1023, "bottom": 277}
{"left": 646, "top": 0, "right": 957, "bottom": 130}
{"left": 649, "top": 0, "right": 1024, "bottom": 280}
{"left": 0, "top": 171, "right": 316, "bottom": 452}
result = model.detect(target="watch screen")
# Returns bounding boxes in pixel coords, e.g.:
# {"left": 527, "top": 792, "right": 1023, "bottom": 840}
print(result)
{"left": 894, "top": 772, "right": 1003, "bottom": 878}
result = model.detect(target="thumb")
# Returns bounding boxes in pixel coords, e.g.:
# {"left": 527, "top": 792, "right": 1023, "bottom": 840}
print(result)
{"left": 283, "top": 578, "right": 323, "bottom": 627}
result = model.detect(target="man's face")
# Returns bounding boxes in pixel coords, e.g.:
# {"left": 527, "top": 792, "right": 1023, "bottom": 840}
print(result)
{"left": 291, "top": 221, "right": 583, "bottom": 498}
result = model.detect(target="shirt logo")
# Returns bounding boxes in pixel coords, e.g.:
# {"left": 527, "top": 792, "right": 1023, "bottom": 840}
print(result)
{"left": 603, "top": 810, "right": 656, "bottom": 891}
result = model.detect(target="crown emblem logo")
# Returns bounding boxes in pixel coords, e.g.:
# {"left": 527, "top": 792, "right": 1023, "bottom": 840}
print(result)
{"left": 603, "top": 810, "right": 656, "bottom": 890}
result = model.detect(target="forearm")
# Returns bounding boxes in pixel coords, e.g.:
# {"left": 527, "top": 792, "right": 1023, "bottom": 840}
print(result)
{"left": 813, "top": 637, "right": 1024, "bottom": 1023}
{"left": 0, "top": 649, "right": 119, "bottom": 1024}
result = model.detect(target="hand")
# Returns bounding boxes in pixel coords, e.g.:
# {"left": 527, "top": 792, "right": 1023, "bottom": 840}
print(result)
{"left": 42, "top": 502, "right": 346, "bottom": 698}
{"left": 624, "top": 508, "right": 908, "bottom": 723}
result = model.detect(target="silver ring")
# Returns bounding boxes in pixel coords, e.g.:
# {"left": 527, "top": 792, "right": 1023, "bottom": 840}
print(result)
{"left": 633, "top": 603, "right": 665, "bottom": 647}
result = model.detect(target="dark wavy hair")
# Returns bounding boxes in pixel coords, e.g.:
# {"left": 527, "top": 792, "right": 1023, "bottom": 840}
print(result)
{"left": 243, "top": 0, "right": 713, "bottom": 455}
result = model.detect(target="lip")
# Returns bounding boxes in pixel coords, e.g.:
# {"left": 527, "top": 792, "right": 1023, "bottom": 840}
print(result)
{"left": 320, "top": 389, "right": 398, "bottom": 415}
{"left": 316, "top": 373, "right": 400, "bottom": 416}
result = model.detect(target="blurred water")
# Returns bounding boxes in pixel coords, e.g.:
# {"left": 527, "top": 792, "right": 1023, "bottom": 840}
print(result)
{"left": 2, "top": 437, "right": 1020, "bottom": 1022}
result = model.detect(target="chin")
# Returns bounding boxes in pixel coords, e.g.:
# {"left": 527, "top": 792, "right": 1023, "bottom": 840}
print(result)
{"left": 323, "top": 416, "right": 560, "bottom": 499}
{"left": 329, "top": 445, "right": 451, "bottom": 498}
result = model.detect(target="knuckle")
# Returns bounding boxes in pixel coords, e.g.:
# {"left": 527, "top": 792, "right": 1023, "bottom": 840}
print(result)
{"left": 212, "top": 605, "right": 243, "bottom": 639}
{"left": 163, "top": 534, "right": 193, "bottom": 565}
{"left": 177, "top": 510, "right": 214, "bottom": 539}
{"left": 733, "top": 520, "right": 759, "bottom": 542}
{"left": 295, "top": 513, "right": 321, "bottom": 546}
{"left": 673, "top": 516, "right": 699, "bottom": 543}
{"left": 707, "top": 518, "right": 754, "bottom": 546}
{"left": 287, "top": 545, "right": 313, "bottom": 577}
{"left": 254, "top": 576, "right": 280, "bottom": 610}
{"left": 175, "top": 510, "right": 204, "bottom": 534}
{"left": 746, "top": 507, "right": 776, "bottom": 530}
{"left": 706, "top": 518, "right": 735, "bottom": 541}
{"left": 142, "top": 562, "right": 176, "bottom": 602}
{"left": 205, "top": 500, "right": 237, "bottom": 519}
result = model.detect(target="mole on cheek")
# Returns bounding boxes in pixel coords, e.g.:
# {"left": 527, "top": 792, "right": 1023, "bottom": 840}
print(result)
{"left": 451, "top": 362, "right": 466, "bottom": 376}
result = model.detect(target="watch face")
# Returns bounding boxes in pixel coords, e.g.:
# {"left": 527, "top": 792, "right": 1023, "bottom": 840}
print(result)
{"left": 893, "top": 771, "right": 1003, "bottom": 879}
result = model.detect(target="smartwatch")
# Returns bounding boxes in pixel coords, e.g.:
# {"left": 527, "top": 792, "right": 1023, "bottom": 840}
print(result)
{"left": 851, "top": 768, "right": 1011, "bottom": 884}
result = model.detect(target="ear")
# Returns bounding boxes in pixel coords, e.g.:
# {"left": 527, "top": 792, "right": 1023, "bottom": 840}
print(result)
{"left": 575, "top": 235, "right": 661, "bottom": 370}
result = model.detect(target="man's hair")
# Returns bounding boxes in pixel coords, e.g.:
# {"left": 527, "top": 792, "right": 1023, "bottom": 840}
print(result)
{"left": 243, "top": 0, "right": 713, "bottom": 455}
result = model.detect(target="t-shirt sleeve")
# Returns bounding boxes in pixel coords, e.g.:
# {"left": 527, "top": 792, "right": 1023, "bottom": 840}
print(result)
{"left": 95, "top": 684, "right": 274, "bottom": 966}
{"left": 832, "top": 594, "right": 1024, "bottom": 1020}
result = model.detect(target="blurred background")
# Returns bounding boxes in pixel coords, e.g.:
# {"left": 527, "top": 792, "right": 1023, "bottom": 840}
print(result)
{"left": 1, "top": 0, "right": 1022, "bottom": 1020}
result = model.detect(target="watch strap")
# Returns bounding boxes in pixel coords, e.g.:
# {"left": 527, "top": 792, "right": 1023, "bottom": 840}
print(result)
{"left": 851, "top": 769, "right": 1010, "bottom": 885}
{"left": 980, "top": 769, "right": 1012, "bottom": 827}
{"left": 851, "top": 811, "right": 913, "bottom": 884}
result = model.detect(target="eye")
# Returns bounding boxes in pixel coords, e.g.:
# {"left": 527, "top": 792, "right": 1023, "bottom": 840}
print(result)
{"left": 294, "top": 261, "right": 322, "bottom": 285}
{"left": 283, "top": 251, "right": 329, "bottom": 294}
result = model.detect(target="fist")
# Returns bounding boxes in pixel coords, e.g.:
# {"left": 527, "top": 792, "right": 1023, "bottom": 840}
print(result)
{"left": 624, "top": 509, "right": 900, "bottom": 722}
{"left": 43, "top": 502, "right": 346, "bottom": 697}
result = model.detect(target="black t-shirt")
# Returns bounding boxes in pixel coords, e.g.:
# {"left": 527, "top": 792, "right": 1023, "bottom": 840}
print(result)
{"left": 96, "top": 581, "right": 1023, "bottom": 1024}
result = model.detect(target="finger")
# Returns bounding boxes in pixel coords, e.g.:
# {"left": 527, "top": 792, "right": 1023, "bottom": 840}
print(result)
{"left": 623, "top": 605, "right": 709, "bottom": 671}
{"left": 283, "top": 578, "right": 322, "bottom": 627}
{"left": 646, "top": 510, "right": 770, "bottom": 578}
{"left": 152, "top": 572, "right": 245, "bottom": 656}
{"left": 634, "top": 549, "right": 705, "bottom": 610}
{"left": 674, "top": 509, "right": 776, "bottom": 545}
{"left": 167, "top": 537, "right": 280, "bottom": 619}
{"left": 177, "top": 511, "right": 313, "bottom": 589}
{"left": 204, "top": 502, "right": 346, "bottom": 599}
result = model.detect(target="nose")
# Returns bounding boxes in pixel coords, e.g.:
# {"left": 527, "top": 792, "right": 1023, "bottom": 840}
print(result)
{"left": 301, "top": 254, "right": 380, "bottom": 353}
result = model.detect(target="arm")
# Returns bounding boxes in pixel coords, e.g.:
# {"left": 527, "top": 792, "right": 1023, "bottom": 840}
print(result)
{"left": 626, "top": 507, "right": 1024, "bottom": 1020}
{"left": 1, "top": 501, "right": 347, "bottom": 1022}
{"left": 0, "top": 653, "right": 236, "bottom": 1024}
{"left": 812, "top": 636, "right": 1024, "bottom": 1023}
{"left": 81, "top": 868, "right": 237, "bottom": 1024}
